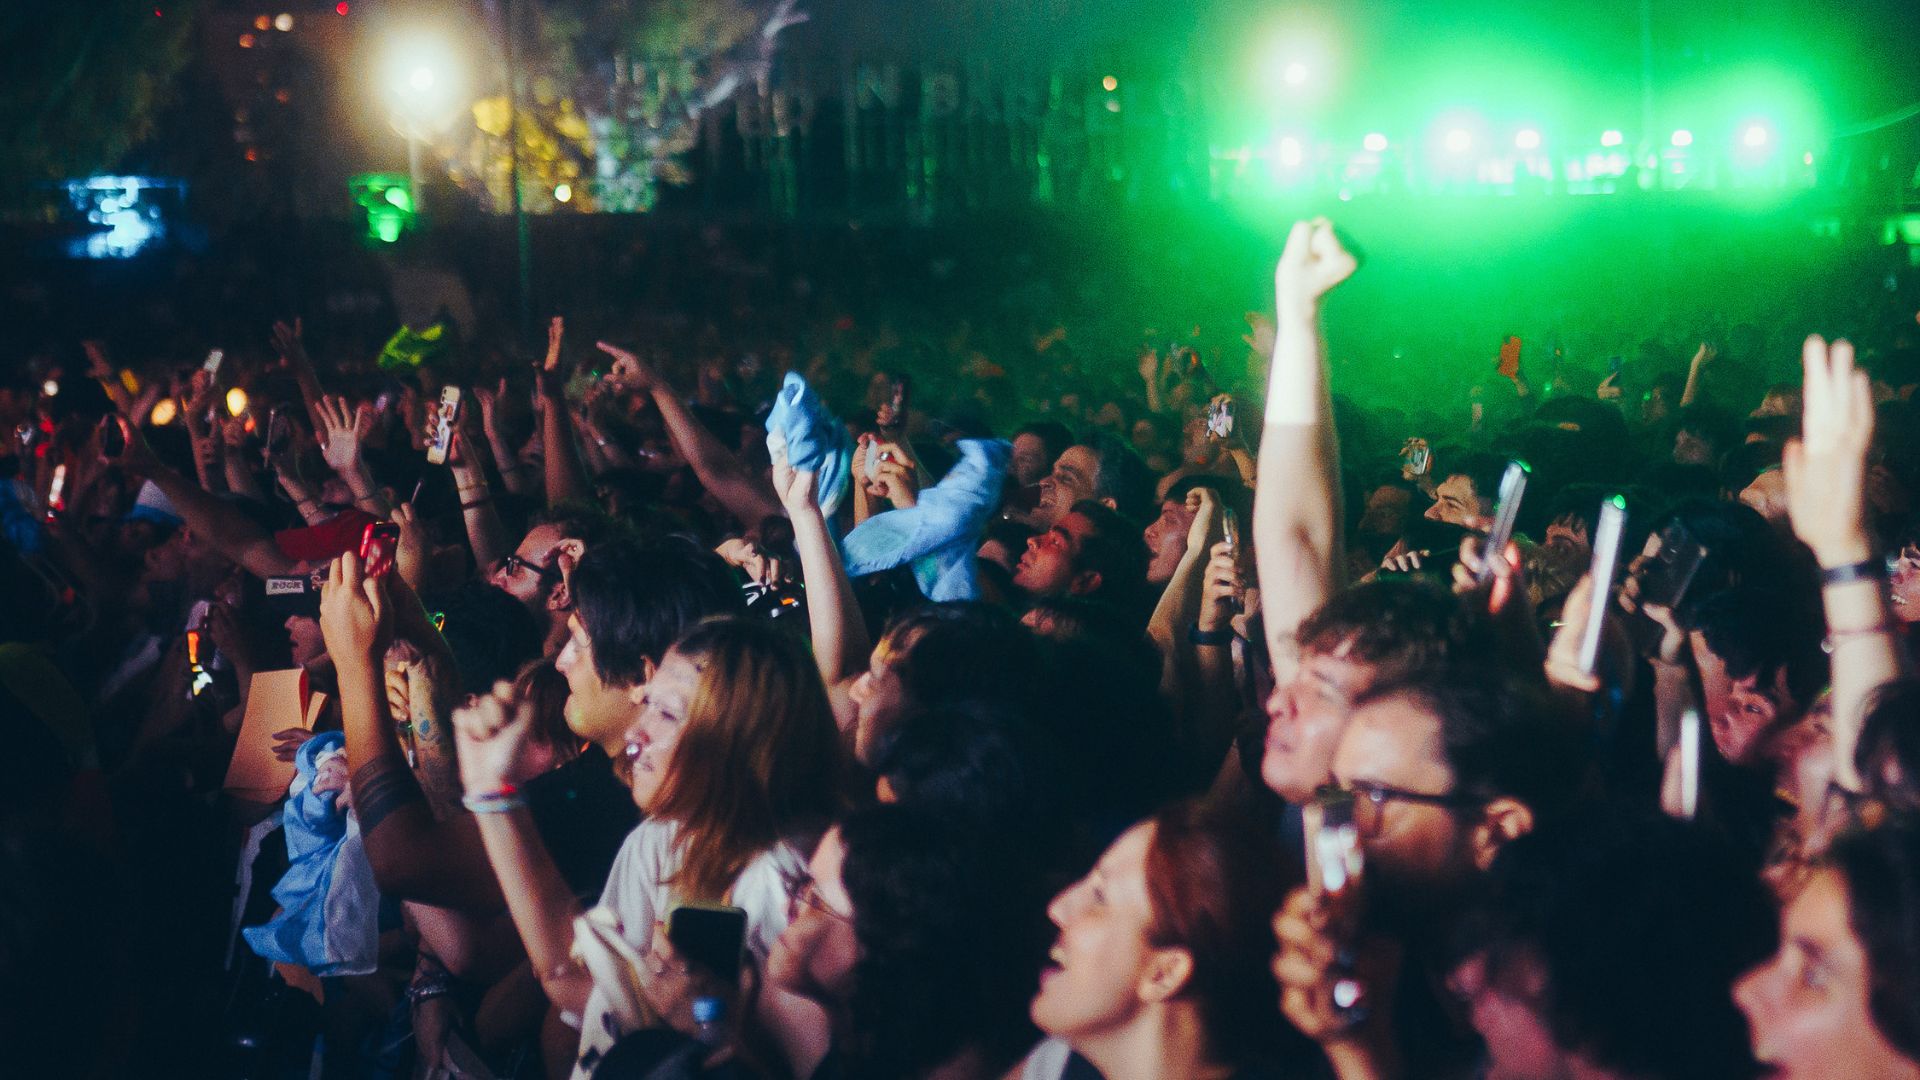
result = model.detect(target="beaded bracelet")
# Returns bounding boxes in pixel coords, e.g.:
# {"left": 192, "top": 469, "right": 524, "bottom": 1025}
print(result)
{"left": 462, "top": 785, "right": 526, "bottom": 814}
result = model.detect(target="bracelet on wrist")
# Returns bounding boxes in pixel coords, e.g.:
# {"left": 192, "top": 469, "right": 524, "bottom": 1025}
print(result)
{"left": 1822, "top": 624, "right": 1896, "bottom": 654}
{"left": 462, "top": 784, "right": 526, "bottom": 814}
{"left": 1189, "top": 624, "right": 1235, "bottom": 647}
{"left": 1820, "top": 558, "right": 1885, "bottom": 588}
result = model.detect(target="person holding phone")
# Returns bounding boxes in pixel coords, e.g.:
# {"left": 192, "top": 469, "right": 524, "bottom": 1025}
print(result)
{"left": 1272, "top": 669, "right": 1587, "bottom": 1079}
{"left": 454, "top": 614, "right": 843, "bottom": 1079}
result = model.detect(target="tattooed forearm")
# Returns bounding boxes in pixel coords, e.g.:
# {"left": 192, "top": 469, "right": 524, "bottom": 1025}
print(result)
{"left": 351, "top": 755, "right": 428, "bottom": 834}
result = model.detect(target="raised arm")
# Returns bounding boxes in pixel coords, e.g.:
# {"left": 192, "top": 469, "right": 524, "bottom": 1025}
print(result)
{"left": 452, "top": 683, "right": 596, "bottom": 1014}
{"left": 1784, "top": 335, "right": 1904, "bottom": 792}
{"left": 318, "top": 553, "right": 503, "bottom": 910}
{"left": 316, "top": 395, "right": 392, "bottom": 519}
{"left": 773, "top": 434, "right": 870, "bottom": 690}
{"left": 442, "top": 402, "right": 511, "bottom": 570}
{"left": 1254, "top": 219, "right": 1357, "bottom": 683}
{"left": 272, "top": 319, "right": 331, "bottom": 437}
{"left": 539, "top": 317, "right": 592, "bottom": 508}
{"left": 599, "top": 341, "right": 783, "bottom": 529}
{"left": 118, "top": 417, "right": 300, "bottom": 579}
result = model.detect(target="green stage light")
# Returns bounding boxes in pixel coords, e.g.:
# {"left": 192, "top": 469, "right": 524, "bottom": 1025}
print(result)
{"left": 1671, "top": 129, "right": 1693, "bottom": 147}
{"left": 1363, "top": 132, "right": 1388, "bottom": 152}
{"left": 1278, "top": 136, "right": 1305, "bottom": 167}
{"left": 1444, "top": 128, "right": 1473, "bottom": 154}
{"left": 1740, "top": 122, "right": 1772, "bottom": 149}
{"left": 1515, "top": 128, "right": 1541, "bottom": 151}
{"left": 1600, "top": 129, "right": 1623, "bottom": 147}
{"left": 385, "top": 187, "right": 412, "bottom": 211}
{"left": 1282, "top": 62, "right": 1310, "bottom": 87}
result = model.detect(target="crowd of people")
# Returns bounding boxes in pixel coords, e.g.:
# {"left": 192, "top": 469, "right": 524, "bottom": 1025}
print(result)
{"left": 4, "top": 213, "right": 1920, "bottom": 1080}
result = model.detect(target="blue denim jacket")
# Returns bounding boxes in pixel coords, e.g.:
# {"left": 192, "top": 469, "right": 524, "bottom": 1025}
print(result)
{"left": 842, "top": 438, "right": 1010, "bottom": 602}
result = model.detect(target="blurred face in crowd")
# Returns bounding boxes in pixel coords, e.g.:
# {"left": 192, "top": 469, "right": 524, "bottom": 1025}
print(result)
{"left": 1142, "top": 498, "right": 1195, "bottom": 585}
{"left": 1451, "top": 951, "right": 1571, "bottom": 1080}
{"left": 1675, "top": 428, "right": 1716, "bottom": 466}
{"left": 1015, "top": 510, "right": 1102, "bottom": 598}
{"left": 621, "top": 647, "right": 699, "bottom": 811}
{"left": 1330, "top": 691, "right": 1490, "bottom": 894}
{"left": 1715, "top": 667, "right": 1798, "bottom": 768}
{"left": 767, "top": 827, "right": 859, "bottom": 1006}
{"left": 286, "top": 614, "right": 328, "bottom": 671}
{"left": 1542, "top": 514, "right": 1591, "bottom": 565}
{"left": 491, "top": 524, "right": 565, "bottom": 610}
{"left": 1011, "top": 432, "right": 1053, "bottom": 488}
{"left": 556, "top": 612, "right": 647, "bottom": 755}
{"left": 1735, "top": 868, "right": 1920, "bottom": 1080}
{"left": 1262, "top": 644, "right": 1376, "bottom": 804}
{"left": 1358, "top": 485, "right": 1413, "bottom": 549}
{"left": 1425, "top": 473, "right": 1489, "bottom": 528}
{"left": 1889, "top": 545, "right": 1920, "bottom": 624}
{"left": 1033, "top": 822, "right": 1173, "bottom": 1045}
{"left": 849, "top": 634, "right": 914, "bottom": 766}
{"left": 1036, "top": 446, "right": 1101, "bottom": 527}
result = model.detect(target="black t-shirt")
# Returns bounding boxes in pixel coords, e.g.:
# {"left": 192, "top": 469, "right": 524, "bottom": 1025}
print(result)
{"left": 522, "top": 747, "right": 637, "bottom": 904}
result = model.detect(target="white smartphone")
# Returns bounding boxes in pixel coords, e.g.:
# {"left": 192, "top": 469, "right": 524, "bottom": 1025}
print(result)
{"left": 1678, "top": 707, "right": 1701, "bottom": 821}
{"left": 427, "top": 386, "right": 461, "bottom": 465}
{"left": 1577, "top": 495, "right": 1628, "bottom": 677}
{"left": 47, "top": 464, "right": 68, "bottom": 518}
{"left": 202, "top": 348, "right": 225, "bottom": 378}
{"left": 1476, "top": 461, "right": 1530, "bottom": 585}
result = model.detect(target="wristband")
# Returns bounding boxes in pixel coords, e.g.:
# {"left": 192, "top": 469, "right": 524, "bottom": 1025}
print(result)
{"left": 1820, "top": 559, "right": 1885, "bottom": 588}
{"left": 1189, "top": 624, "right": 1235, "bottom": 647}
{"left": 462, "top": 785, "right": 525, "bottom": 814}
{"left": 1822, "top": 625, "right": 1895, "bottom": 654}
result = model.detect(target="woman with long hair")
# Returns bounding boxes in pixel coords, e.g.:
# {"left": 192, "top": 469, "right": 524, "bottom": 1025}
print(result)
{"left": 456, "top": 615, "right": 844, "bottom": 1078}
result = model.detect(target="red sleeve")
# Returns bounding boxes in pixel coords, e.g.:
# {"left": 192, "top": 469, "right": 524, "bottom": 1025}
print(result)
{"left": 273, "top": 508, "right": 377, "bottom": 564}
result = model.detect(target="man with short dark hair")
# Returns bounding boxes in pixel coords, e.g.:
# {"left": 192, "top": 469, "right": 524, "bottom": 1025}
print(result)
{"left": 1027, "top": 434, "right": 1155, "bottom": 528}
{"left": 1012, "top": 499, "right": 1145, "bottom": 608}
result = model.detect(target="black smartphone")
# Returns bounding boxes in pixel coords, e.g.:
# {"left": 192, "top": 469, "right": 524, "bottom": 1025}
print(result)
{"left": 667, "top": 903, "right": 748, "bottom": 982}
{"left": 99, "top": 414, "right": 127, "bottom": 459}
{"left": 1638, "top": 521, "right": 1707, "bottom": 609}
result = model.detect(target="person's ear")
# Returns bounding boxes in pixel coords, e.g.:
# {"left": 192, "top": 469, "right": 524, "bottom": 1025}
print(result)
{"left": 1068, "top": 570, "right": 1104, "bottom": 597}
{"left": 624, "top": 657, "right": 658, "bottom": 705}
{"left": 1471, "top": 797, "right": 1535, "bottom": 870}
{"left": 1137, "top": 947, "right": 1195, "bottom": 1004}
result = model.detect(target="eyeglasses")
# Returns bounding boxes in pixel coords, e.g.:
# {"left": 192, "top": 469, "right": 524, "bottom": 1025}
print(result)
{"left": 500, "top": 552, "right": 559, "bottom": 581}
{"left": 1315, "top": 781, "right": 1483, "bottom": 837}
{"left": 783, "top": 872, "right": 852, "bottom": 925}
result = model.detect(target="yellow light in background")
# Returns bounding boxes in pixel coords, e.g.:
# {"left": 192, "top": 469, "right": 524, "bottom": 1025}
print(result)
{"left": 274, "top": 12, "right": 293, "bottom": 30}
{"left": 119, "top": 369, "right": 141, "bottom": 394}
{"left": 553, "top": 183, "right": 573, "bottom": 203}
{"left": 1101, "top": 75, "right": 1118, "bottom": 92}
{"left": 150, "top": 399, "right": 179, "bottom": 426}
{"left": 42, "top": 379, "right": 59, "bottom": 397}
{"left": 226, "top": 387, "right": 250, "bottom": 416}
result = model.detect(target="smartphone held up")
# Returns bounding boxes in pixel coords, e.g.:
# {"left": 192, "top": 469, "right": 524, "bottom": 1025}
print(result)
{"left": 359, "top": 522, "right": 400, "bottom": 578}
{"left": 426, "top": 386, "right": 462, "bottom": 466}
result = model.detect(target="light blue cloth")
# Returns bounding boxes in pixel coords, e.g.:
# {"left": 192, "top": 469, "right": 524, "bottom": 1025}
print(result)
{"left": 764, "top": 372, "right": 853, "bottom": 520}
{"left": 242, "top": 732, "right": 381, "bottom": 976}
{"left": 842, "top": 438, "right": 1010, "bottom": 602}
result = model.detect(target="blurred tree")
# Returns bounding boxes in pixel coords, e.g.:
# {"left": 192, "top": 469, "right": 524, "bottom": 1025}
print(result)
{"left": 0, "top": 1, "right": 203, "bottom": 211}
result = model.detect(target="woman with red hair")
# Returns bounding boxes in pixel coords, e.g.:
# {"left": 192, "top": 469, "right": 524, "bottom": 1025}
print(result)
{"left": 1027, "top": 800, "right": 1290, "bottom": 1080}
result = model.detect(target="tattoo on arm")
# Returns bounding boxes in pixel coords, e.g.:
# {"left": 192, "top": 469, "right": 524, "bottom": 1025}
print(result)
{"left": 351, "top": 755, "right": 428, "bottom": 834}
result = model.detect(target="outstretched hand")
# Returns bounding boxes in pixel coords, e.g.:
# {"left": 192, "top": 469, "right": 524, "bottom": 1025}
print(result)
{"left": 315, "top": 395, "right": 373, "bottom": 477}
{"left": 1783, "top": 335, "right": 1874, "bottom": 565}
{"left": 319, "top": 551, "right": 393, "bottom": 672}
{"left": 596, "top": 341, "right": 658, "bottom": 392}
{"left": 1275, "top": 218, "right": 1357, "bottom": 320}
{"left": 543, "top": 316, "right": 565, "bottom": 373}
{"left": 770, "top": 432, "right": 818, "bottom": 518}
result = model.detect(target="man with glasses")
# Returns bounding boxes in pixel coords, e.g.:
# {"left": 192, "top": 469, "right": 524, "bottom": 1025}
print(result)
{"left": 490, "top": 505, "right": 628, "bottom": 655}
{"left": 1273, "top": 669, "right": 1589, "bottom": 1078}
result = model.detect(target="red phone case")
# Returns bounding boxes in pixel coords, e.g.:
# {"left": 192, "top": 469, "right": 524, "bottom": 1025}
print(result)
{"left": 360, "top": 523, "right": 400, "bottom": 577}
